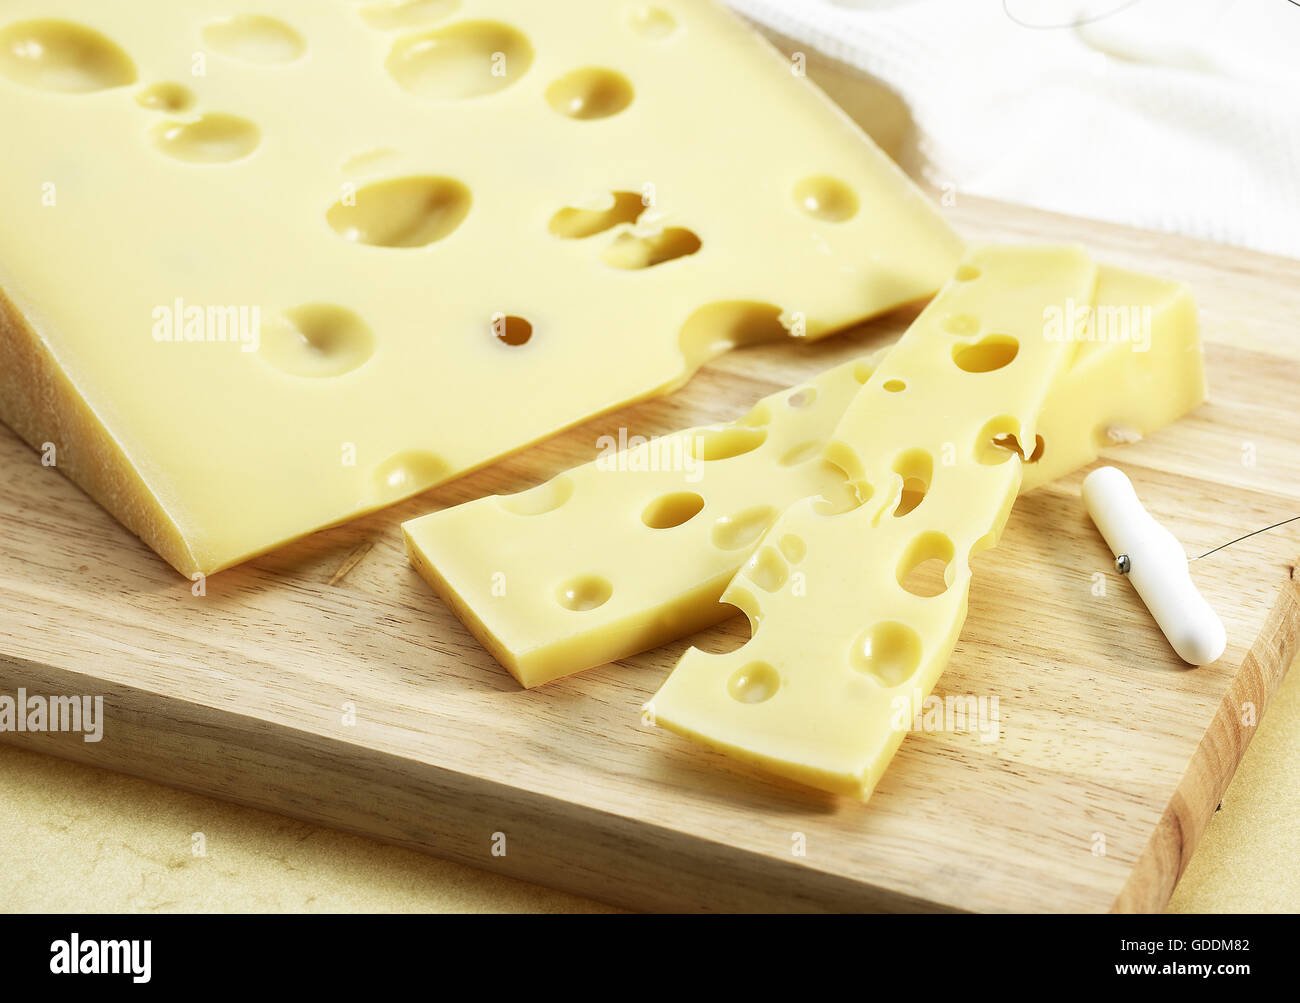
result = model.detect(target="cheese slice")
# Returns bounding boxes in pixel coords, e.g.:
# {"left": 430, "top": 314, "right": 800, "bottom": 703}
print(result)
{"left": 647, "top": 244, "right": 1097, "bottom": 798}
{"left": 403, "top": 262, "right": 1205, "bottom": 687}
{"left": 0, "top": 0, "right": 961, "bottom": 577}
{"left": 406, "top": 352, "right": 883, "bottom": 687}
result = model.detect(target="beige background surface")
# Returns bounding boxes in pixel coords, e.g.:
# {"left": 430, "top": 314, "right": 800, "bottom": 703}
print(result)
{"left": 1, "top": 24, "right": 1295, "bottom": 915}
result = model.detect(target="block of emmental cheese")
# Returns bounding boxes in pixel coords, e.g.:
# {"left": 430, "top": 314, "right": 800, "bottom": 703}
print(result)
{"left": 402, "top": 260, "right": 1206, "bottom": 687}
{"left": 0, "top": 1, "right": 961, "bottom": 577}
{"left": 647, "top": 245, "right": 1097, "bottom": 798}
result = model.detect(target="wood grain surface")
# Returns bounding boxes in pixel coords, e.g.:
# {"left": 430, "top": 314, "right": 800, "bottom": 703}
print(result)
{"left": 1, "top": 195, "right": 1298, "bottom": 912}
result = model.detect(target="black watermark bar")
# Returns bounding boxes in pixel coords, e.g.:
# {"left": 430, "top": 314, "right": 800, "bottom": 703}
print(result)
{"left": 0, "top": 913, "right": 1282, "bottom": 989}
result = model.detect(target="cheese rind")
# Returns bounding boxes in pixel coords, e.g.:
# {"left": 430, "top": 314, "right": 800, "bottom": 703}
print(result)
{"left": 403, "top": 262, "right": 1206, "bottom": 687}
{"left": 0, "top": 0, "right": 961, "bottom": 576}
{"left": 647, "top": 245, "right": 1097, "bottom": 798}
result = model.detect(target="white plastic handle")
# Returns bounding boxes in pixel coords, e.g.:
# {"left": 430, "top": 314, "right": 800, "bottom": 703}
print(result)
{"left": 1082, "top": 466, "right": 1226, "bottom": 666}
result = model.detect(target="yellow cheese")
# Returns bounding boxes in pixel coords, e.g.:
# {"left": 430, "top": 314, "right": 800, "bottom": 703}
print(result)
{"left": 402, "top": 262, "right": 1206, "bottom": 688}
{"left": 647, "top": 245, "right": 1097, "bottom": 798}
{"left": 0, "top": 0, "right": 961, "bottom": 577}
{"left": 405, "top": 352, "right": 884, "bottom": 687}
{"left": 1025, "top": 264, "right": 1206, "bottom": 490}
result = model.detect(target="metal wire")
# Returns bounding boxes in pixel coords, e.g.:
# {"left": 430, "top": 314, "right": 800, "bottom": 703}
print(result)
{"left": 1194, "top": 515, "right": 1300, "bottom": 561}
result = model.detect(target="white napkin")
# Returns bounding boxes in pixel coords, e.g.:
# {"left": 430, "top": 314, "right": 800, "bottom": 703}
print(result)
{"left": 727, "top": 0, "right": 1300, "bottom": 259}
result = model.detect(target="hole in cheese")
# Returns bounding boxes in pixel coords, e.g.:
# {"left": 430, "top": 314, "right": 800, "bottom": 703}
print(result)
{"left": 778, "top": 534, "right": 806, "bottom": 564}
{"left": 787, "top": 387, "right": 816, "bottom": 408}
{"left": 385, "top": 20, "right": 533, "bottom": 98}
{"left": 850, "top": 621, "right": 923, "bottom": 687}
{"left": 492, "top": 314, "right": 532, "bottom": 346}
{"left": 710, "top": 506, "right": 777, "bottom": 551}
{"left": 546, "top": 67, "right": 635, "bottom": 120}
{"left": 976, "top": 415, "right": 1046, "bottom": 465}
{"left": 791, "top": 175, "right": 859, "bottom": 223}
{"left": 690, "top": 426, "right": 766, "bottom": 462}
{"left": 693, "top": 616, "right": 753, "bottom": 655}
{"left": 201, "top": 15, "right": 305, "bottom": 63}
{"left": 975, "top": 415, "right": 1021, "bottom": 465}
{"left": 810, "top": 457, "right": 868, "bottom": 516}
{"left": 548, "top": 191, "right": 645, "bottom": 239}
{"left": 641, "top": 491, "right": 705, "bottom": 530}
{"left": 744, "top": 546, "right": 788, "bottom": 592}
{"left": 327, "top": 175, "right": 472, "bottom": 248}
{"left": 556, "top": 575, "right": 613, "bottom": 612}
{"left": 993, "top": 432, "right": 1046, "bottom": 463}
{"left": 260, "top": 304, "right": 376, "bottom": 378}
{"left": 897, "top": 531, "right": 955, "bottom": 598}
{"left": 135, "top": 82, "right": 195, "bottom": 113}
{"left": 370, "top": 449, "right": 448, "bottom": 501}
{"left": 727, "top": 662, "right": 780, "bottom": 704}
{"left": 883, "top": 378, "right": 906, "bottom": 393}
{"left": 953, "top": 334, "right": 1020, "bottom": 373}
{"left": 891, "top": 448, "right": 932, "bottom": 517}
{"left": 0, "top": 19, "right": 137, "bottom": 93}
{"left": 151, "top": 113, "right": 261, "bottom": 164}
{"left": 601, "top": 227, "right": 701, "bottom": 270}
{"left": 820, "top": 438, "right": 863, "bottom": 484}
{"left": 676, "top": 301, "right": 787, "bottom": 368}
{"left": 627, "top": 6, "right": 678, "bottom": 40}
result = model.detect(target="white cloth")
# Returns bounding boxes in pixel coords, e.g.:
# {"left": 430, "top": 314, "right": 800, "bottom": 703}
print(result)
{"left": 726, "top": 0, "right": 1300, "bottom": 259}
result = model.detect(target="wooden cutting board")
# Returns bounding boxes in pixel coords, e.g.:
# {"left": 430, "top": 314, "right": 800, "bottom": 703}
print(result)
{"left": 1, "top": 195, "right": 1298, "bottom": 913}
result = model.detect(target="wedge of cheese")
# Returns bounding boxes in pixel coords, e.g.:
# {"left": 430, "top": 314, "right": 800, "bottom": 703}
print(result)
{"left": 646, "top": 244, "right": 1097, "bottom": 798}
{"left": 0, "top": 0, "right": 961, "bottom": 577}
{"left": 403, "top": 262, "right": 1205, "bottom": 687}
{"left": 1026, "top": 264, "right": 1205, "bottom": 489}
